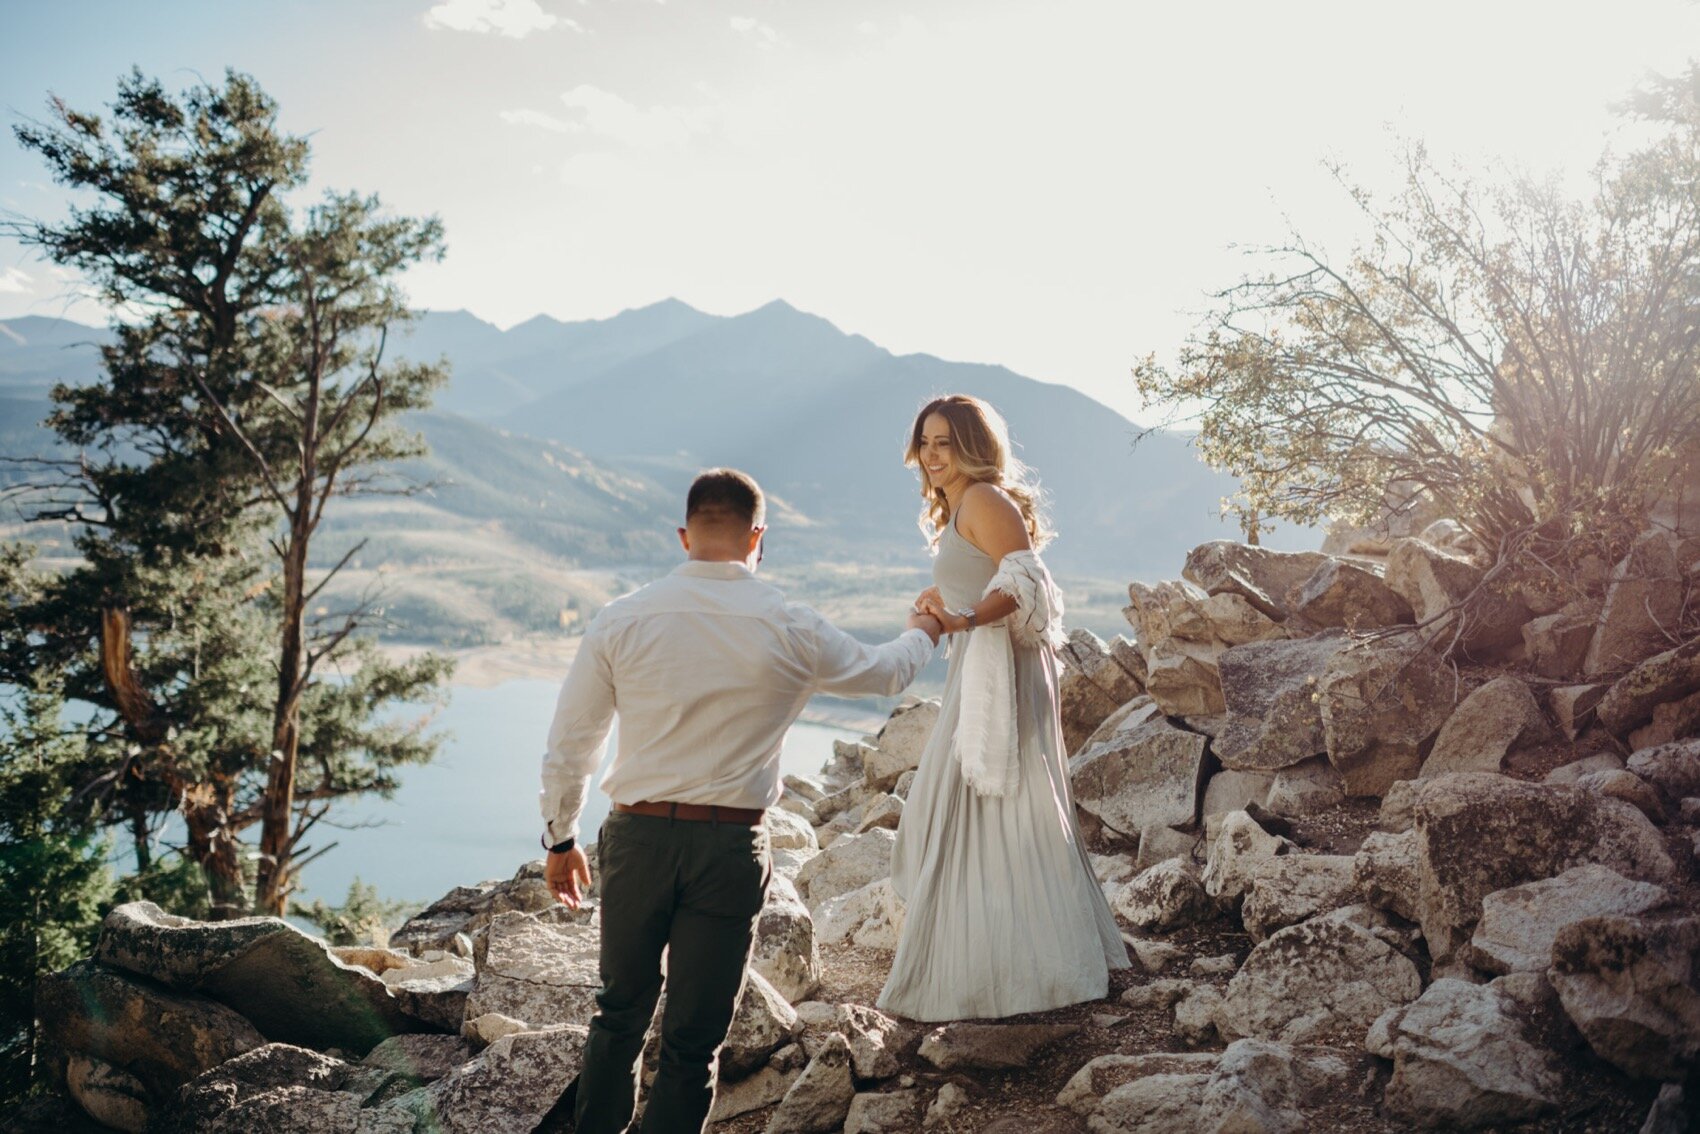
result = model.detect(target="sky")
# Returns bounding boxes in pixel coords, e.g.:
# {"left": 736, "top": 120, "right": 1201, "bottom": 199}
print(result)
{"left": 1, "top": 0, "right": 1697, "bottom": 423}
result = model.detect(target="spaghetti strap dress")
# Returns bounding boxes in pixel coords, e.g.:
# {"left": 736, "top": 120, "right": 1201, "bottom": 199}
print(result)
{"left": 877, "top": 514, "right": 1129, "bottom": 1022}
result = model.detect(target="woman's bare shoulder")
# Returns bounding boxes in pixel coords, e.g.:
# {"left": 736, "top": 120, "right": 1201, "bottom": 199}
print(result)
{"left": 960, "top": 481, "right": 1020, "bottom": 518}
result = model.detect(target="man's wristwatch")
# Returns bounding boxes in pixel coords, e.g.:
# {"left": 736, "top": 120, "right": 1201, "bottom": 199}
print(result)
{"left": 542, "top": 833, "right": 576, "bottom": 855}
{"left": 953, "top": 606, "right": 978, "bottom": 631}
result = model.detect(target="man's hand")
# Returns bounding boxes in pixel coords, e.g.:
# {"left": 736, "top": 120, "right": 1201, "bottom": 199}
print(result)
{"left": 906, "top": 609, "right": 944, "bottom": 645}
{"left": 913, "top": 586, "right": 944, "bottom": 615}
{"left": 545, "top": 846, "right": 592, "bottom": 909}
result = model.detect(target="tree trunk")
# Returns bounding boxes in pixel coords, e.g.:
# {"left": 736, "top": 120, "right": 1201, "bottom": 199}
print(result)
{"left": 182, "top": 778, "right": 246, "bottom": 919}
{"left": 254, "top": 521, "right": 310, "bottom": 915}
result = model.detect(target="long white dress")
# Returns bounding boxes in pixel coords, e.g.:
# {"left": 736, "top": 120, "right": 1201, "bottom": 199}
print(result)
{"left": 877, "top": 516, "right": 1130, "bottom": 1022}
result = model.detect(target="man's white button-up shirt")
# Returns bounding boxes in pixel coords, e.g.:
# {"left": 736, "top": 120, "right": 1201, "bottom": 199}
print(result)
{"left": 541, "top": 559, "right": 935, "bottom": 842}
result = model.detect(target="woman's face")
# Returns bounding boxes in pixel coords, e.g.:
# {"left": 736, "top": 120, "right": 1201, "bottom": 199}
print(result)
{"left": 918, "top": 412, "right": 968, "bottom": 496}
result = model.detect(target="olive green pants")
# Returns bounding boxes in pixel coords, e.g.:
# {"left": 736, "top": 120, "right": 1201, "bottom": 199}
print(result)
{"left": 573, "top": 809, "right": 771, "bottom": 1134}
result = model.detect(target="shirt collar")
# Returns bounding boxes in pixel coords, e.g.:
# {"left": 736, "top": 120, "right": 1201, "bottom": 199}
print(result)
{"left": 671, "top": 560, "right": 756, "bottom": 581}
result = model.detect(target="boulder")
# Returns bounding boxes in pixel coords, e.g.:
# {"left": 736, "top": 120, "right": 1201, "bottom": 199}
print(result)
{"left": 1076, "top": 696, "right": 1163, "bottom": 760}
{"left": 1290, "top": 558, "right": 1414, "bottom": 631}
{"left": 1524, "top": 601, "right": 1601, "bottom": 679}
{"left": 752, "top": 875, "right": 821, "bottom": 1002}
{"left": 164, "top": 1043, "right": 411, "bottom": 1134}
{"left": 1173, "top": 984, "right": 1224, "bottom": 1046}
{"left": 917, "top": 1022, "right": 1079, "bottom": 1071}
{"left": 405, "top": 1025, "right": 587, "bottom": 1134}
{"left": 1241, "top": 854, "right": 1359, "bottom": 941}
{"left": 853, "top": 793, "right": 904, "bottom": 833}
{"left": 814, "top": 781, "right": 875, "bottom": 825}
{"left": 1201, "top": 769, "right": 1276, "bottom": 819}
{"left": 794, "top": 828, "right": 896, "bottom": 913}
{"left": 1466, "top": 864, "right": 1670, "bottom": 975}
{"left": 1200, "top": 1039, "right": 1359, "bottom": 1134}
{"left": 863, "top": 700, "right": 939, "bottom": 792}
{"left": 380, "top": 955, "right": 474, "bottom": 1033}
{"left": 1056, "top": 1051, "right": 1219, "bottom": 1115}
{"left": 93, "top": 902, "right": 427, "bottom": 1053}
{"left": 1112, "top": 858, "right": 1214, "bottom": 932}
{"left": 1318, "top": 637, "right": 1455, "bottom": 796}
{"left": 1091, "top": 1071, "right": 1213, "bottom": 1132}
{"left": 771, "top": 846, "right": 819, "bottom": 883}
{"left": 815, "top": 878, "right": 906, "bottom": 951}
{"left": 1374, "top": 978, "right": 1563, "bottom": 1129}
{"left": 1214, "top": 633, "right": 1350, "bottom": 771}
{"left": 1202, "top": 811, "right": 1290, "bottom": 905}
{"left": 1577, "top": 768, "right": 1669, "bottom": 823}
{"left": 831, "top": 1004, "right": 904, "bottom": 1080}
{"left": 64, "top": 1053, "right": 148, "bottom": 1134}
{"left": 1353, "top": 829, "right": 1422, "bottom": 922}
{"left": 1543, "top": 751, "right": 1625, "bottom": 784}
{"left": 1182, "top": 540, "right": 1332, "bottom": 621}
{"left": 1585, "top": 529, "right": 1685, "bottom": 676}
{"left": 1217, "top": 906, "right": 1422, "bottom": 1044}
{"left": 1061, "top": 628, "right": 1146, "bottom": 705}
{"left": 1420, "top": 675, "right": 1554, "bottom": 778}
{"left": 391, "top": 861, "right": 563, "bottom": 955}
{"left": 1548, "top": 683, "right": 1608, "bottom": 739}
{"left": 1058, "top": 670, "right": 1124, "bottom": 757}
{"left": 765, "top": 807, "right": 819, "bottom": 851}
{"left": 1629, "top": 687, "right": 1700, "bottom": 750}
{"left": 1120, "top": 978, "right": 1194, "bottom": 1012}
{"left": 1142, "top": 637, "right": 1228, "bottom": 717}
{"left": 924, "top": 1081, "right": 968, "bottom": 1127}
{"left": 1126, "top": 578, "right": 1219, "bottom": 644}
{"left": 709, "top": 1044, "right": 805, "bottom": 1123}
{"left": 1069, "top": 714, "right": 1209, "bottom": 839}
{"left": 1627, "top": 737, "right": 1700, "bottom": 800}
{"left": 1265, "top": 757, "right": 1347, "bottom": 818}
{"left": 721, "top": 969, "right": 802, "bottom": 1078}
{"left": 1133, "top": 824, "right": 1201, "bottom": 873}
{"left": 463, "top": 912, "right": 600, "bottom": 1030}
{"left": 1549, "top": 915, "right": 1700, "bottom": 1080}
{"left": 36, "top": 959, "right": 266, "bottom": 1107}
{"left": 1412, "top": 773, "right": 1676, "bottom": 962}
{"left": 1199, "top": 591, "right": 1289, "bottom": 645}
{"left": 1597, "top": 635, "right": 1700, "bottom": 736}
{"left": 766, "top": 1033, "right": 855, "bottom": 1134}
{"left": 360, "top": 1033, "right": 476, "bottom": 1084}
{"left": 844, "top": 1090, "right": 922, "bottom": 1134}
{"left": 1384, "top": 537, "right": 1532, "bottom": 656}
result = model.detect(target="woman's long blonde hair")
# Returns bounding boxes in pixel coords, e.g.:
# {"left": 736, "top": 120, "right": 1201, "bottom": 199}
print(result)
{"left": 904, "top": 394, "right": 1054, "bottom": 551}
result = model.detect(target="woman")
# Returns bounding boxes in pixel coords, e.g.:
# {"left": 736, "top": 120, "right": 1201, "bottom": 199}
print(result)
{"left": 877, "top": 394, "right": 1129, "bottom": 1022}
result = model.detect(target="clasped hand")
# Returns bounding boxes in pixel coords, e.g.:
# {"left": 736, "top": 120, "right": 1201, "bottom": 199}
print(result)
{"left": 911, "top": 586, "right": 969, "bottom": 634}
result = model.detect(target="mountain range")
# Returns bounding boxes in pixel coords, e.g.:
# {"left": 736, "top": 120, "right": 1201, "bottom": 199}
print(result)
{"left": 0, "top": 300, "right": 1310, "bottom": 643}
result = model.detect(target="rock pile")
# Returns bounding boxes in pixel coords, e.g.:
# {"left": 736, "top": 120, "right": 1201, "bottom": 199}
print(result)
{"left": 18, "top": 522, "right": 1700, "bottom": 1133}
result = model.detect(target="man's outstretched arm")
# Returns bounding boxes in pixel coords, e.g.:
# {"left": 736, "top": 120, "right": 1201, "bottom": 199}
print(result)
{"left": 807, "top": 607, "right": 941, "bottom": 697}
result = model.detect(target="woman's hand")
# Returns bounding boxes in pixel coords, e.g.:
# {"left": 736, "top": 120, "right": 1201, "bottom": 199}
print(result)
{"left": 913, "top": 586, "right": 944, "bottom": 616}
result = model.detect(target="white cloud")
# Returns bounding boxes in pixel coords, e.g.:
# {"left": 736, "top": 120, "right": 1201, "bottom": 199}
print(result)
{"left": 729, "top": 16, "right": 781, "bottom": 48}
{"left": 422, "top": 0, "right": 578, "bottom": 38}
{"left": 500, "top": 108, "right": 580, "bottom": 134}
{"left": 558, "top": 85, "right": 715, "bottom": 150}
{"left": 0, "top": 268, "right": 32, "bottom": 294}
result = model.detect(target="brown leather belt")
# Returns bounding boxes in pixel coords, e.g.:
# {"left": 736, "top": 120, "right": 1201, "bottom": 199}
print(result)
{"left": 615, "top": 800, "right": 765, "bottom": 826}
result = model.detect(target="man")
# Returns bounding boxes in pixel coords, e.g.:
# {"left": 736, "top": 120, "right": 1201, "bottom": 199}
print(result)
{"left": 539, "top": 468, "right": 942, "bottom": 1134}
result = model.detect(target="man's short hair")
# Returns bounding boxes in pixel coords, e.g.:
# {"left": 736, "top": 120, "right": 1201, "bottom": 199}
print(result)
{"left": 686, "top": 468, "right": 765, "bottom": 528}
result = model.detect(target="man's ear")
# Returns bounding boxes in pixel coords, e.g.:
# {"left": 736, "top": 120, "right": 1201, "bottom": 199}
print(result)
{"left": 748, "top": 526, "right": 765, "bottom": 554}
{"left": 677, "top": 526, "right": 690, "bottom": 552}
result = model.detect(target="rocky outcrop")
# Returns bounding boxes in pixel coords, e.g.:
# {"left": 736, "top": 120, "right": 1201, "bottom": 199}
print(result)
{"left": 1069, "top": 709, "right": 1209, "bottom": 839}
{"left": 794, "top": 828, "right": 896, "bottom": 913}
{"left": 1290, "top": 558, "right": 1413, "bottom": 630}
{"left": 752, "top": 875, "right": 822, "bottom": 1001}
{"left": 1318, "top": 636, "right": 1454, "bottom": 796}
{"left": 861, "top": 699, "right": 938, "bottom": 792}
{"left": 1549, "top": 915, "right": 1700, "bottom": 1081}
{"left": 917, "top": 1023, "right": 1079, "bottom": 1071}
{"left": 1464, "top": 864, "right": 1670, "bottom": 975}
{"left": 1240, "top": 854, "right": 1358, "bottom": 941}
{"left": 1597, "top": 634, "right": 1700, "bottom": 737}
{"left": 1214, "top": 633, "right": 1349, "bottom": 771}
{"left": 1182, "top": 540, "right": 1332, "bottom": 622}
{"left": 463, "top": 912, "right": 599, "bottom": 1030}
{"left": 1420, "top": 675, "right": 1554, "bottom": 777}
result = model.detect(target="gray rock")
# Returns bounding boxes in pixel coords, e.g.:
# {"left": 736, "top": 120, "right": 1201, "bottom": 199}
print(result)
{"left": 1376, "top": 978, "right": 1563, "bottom": 1129}
{"left": 1215, "top": 633, "right": 1350, "bottom": 771}
{"left": 854, "top": 793, "right": 905, "bottom": 833}
{"left": 407, "top": 1025, "right": 587, "bottom": 1134}
{"left": 1120, "top": 978, "right": 1194, "bottom": 1012}
{"left": 1069, "top": 713, "right": 1209, "bottom": 839}
{"left": 795, "top": 828, "right": 896, "bottom": 912}
{"left": 708, "top": 1044, "right": 804, "bottom": 1122}
{"left": 767, "top": 1032, "right": 855, "bottom": 1134}
{"left": 924, "top": 1081, "right": 968, "bottom": 1127}
{"left": 1200, "top": 1039, "right": 1358, "bottom": 1134}
{"left": 1384, "top": 537, "right": 1531, "bottom": 656}
{"left": 1412, "top": 773, "right": 1676, "bottom": 962}
{"left": 1201, "top": 768, "right": 1276, "bottom": 818}
{"left": 1266, "top": 756, "right": 1348, "bottom": 818}
{"left": 360, "top": 1033, "right": 476, "bottom": 1083}
{"left": 381, "top": 955, "right": 474, "bottom": 1032}
{"left": 1125, "top": 938, "right": 1188, "bottom": 975}
{"left": 1142, "top": 636, "right": 1229, "bottom": 717}
{"left": 863, "top": 700, "right": 939, "bottom": 791}
{"left": 765, "top": 807, "right": 820, "bottom": 851}
{"left": 1548, "top": 683, "right": 1609, "bottom": 739}
{"left": 1627, "top": 737, "right": 1700, "bottom": 799}
{"left": 1055, "top": 1052, "right": 1219, "bottom": 1115}
{"left": 1319, "top": 636, "right": 1454, "bottom": 796}
{"left": 93, "top": 901, "right": 426, "bottom": 1053}
{"left": 1549, "top": 915, "right": 1700, "bottom": 1081}
{"left": 1524, "top": 601, "right": 1600, "bottom": 678}
{"left": 1377, "top": 778, "right": 1421, "bottom": 832}
{"left": 64, "top": 1053, "right": 148, "bottom": 1134}
{"left": 916, "top": 1022, "right": 1079, "bottom": 1071}
{"left": 36, "top": 959, "right": 265, "bottom": 1106}
{"left": 1466, "top": 863, "right": 1670, "bottom": 975}
{"left": 721, "top": 969, "right": 802, "bottom": 1078}
{"left": 814, "top": 878, "right": 905, "bottom": 950}
{"left": 1291, "top": 558, "right": 1414, "bottom": 631}
{"left": 464, "top": 912, "right": 600, "bottom": 1030}
{"left": 1113, "top": 857, "right": 1214, "bottom": 932}
{"left": 1586, "top": 529, "right": 1685, "bottom": 676}
{"left": 843, "top": 1089, "right": 922, "bottom": 1133}
{"left": 1421, "top": 676, "right": 1554, "bottom": 777}
{"left": 1183, "top": 540, "right": 1332, "bottom": 621}
{"left": 1133, "top": 824, "right": 1200, "bottom": 872}
{"left": 165, "top": 1043, "right": 413, "bottom": 1134}
{"left": 1093, "top": 1070, "right": 1213, "bottom": 1132}
{"left": 1544, "top": 751, "right": 1626, "bottom": 784}
{"left": 1217, "top": 906, "right": 1422, "bottom": 1044}
{"left": 1126, "top": 578, "right": 1220, "bottom": 645}
{"left": 1598, "top": 635, "right": 1700, "bottom": 737}
{"left": 1201, "top": 591, "right": 1290, "bottom": 645}
{"left": 1202, "top": 810, "right": 1289, "bottom": 905}
{"left": 1173, "top": 984, "right": 1223, "bottom": 1045}
{"left": 1640, "top": 1083, "right": 1694, "bottom": 1134}
{"left": 1189, "top": 952, "right": 1238, "bottom": 977}
{"left": 1241, "top": 854, "right": 1359, "bottom": 941}
{"left": 1577, "top": 768, "right": 1669, "bottom": 823}
{"left": 752, "top": 874, "right": 821, "bottom": 1003}
{"left": 832, "top": 1003, "right": 904, "bottom": 1080}
{"left": 1354, "top": 829, "right": 1422, "bottom": 922}
{"left": 391, "top": 860, "right": 565, "bottom": 955}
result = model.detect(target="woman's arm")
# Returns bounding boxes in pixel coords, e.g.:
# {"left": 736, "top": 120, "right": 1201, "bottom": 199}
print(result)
{"left": 922, "top": 484, "right": 1028, "bottom": 632}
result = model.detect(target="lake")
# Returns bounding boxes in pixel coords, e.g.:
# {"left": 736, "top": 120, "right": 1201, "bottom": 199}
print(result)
{"left": 293, "top": 679, "right": 865, "bottom": 907}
